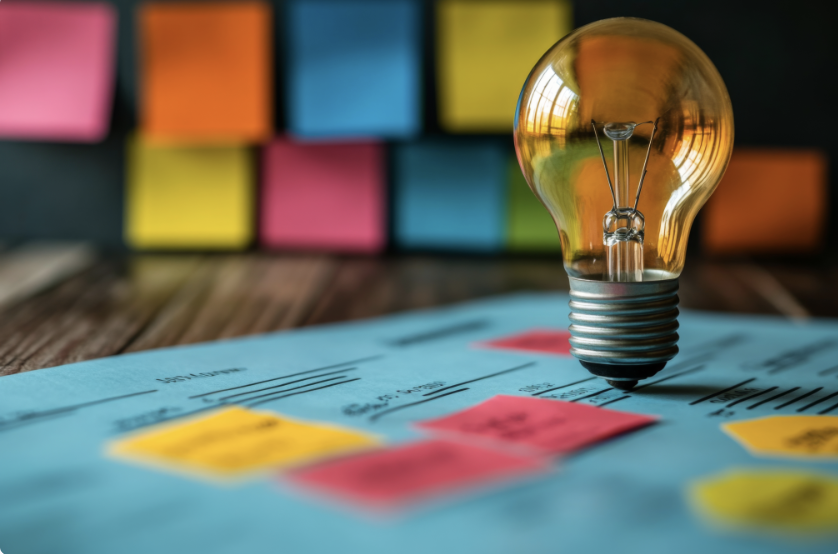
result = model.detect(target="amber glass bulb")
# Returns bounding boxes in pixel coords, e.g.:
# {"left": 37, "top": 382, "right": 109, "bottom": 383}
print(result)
{"left": 514, "top": 17, "right": 734, "bottom": 281}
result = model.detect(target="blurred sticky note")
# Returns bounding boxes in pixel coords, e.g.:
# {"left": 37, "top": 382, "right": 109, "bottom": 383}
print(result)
{"left": 416, "top": 395, "right": 656, "bottom": 455}
{"left": 723, "top": 415, "right": 838, "bottom": 460}
{"left": 126, "top": 136, "right": 253, "bottom": 249}
{"left": 702, "top": 149, "right": 827, "bottom": 255}
{"left": 261, "top": 139, "right": 386, "bottom": 253}
{"left": 477, "top": 329, "right": 572, "bottom": 356}
{"left": 0, "top": 1, "right": 116, "bottom": 142}
{"left": 109, "top": 406, "right": 380, "bottom": 479}
{"left": 689, "top": 469, "right": 838, "bottom": 535}
{"left": 286, "top": 0, "right": 422, "bottom": 139}
{"left": 507, "top": 160, "right": 560, "bottom": 251}
{"left": 394, "top": 140, "right": 507, "bottom": 251}
{"left": 288, "top": 439, "right": 545, "bottom": 509}
{"left": 436, "top": 0, "right": 571, "bottom": 132}
{"left": 139, "top": 1, "right": 272, "bottom": 143}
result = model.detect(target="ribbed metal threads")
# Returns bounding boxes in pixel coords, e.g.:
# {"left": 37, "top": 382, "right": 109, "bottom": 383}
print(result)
{"left": 568, "top": 277, "right": 680, "bottom": 365}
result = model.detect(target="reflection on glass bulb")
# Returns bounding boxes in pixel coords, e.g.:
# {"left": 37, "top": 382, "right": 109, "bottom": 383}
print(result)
{"left": 513, "top": 17, "right": 734, "bottom": 388}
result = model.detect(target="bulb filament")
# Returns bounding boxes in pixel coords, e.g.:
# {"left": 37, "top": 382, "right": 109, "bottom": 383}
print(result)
{"left": 591, "top": 118, "right": 659, "bottom": 282}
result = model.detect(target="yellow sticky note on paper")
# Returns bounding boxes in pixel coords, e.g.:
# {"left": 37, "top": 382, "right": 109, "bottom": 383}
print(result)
{"left": 126, "top": 135, "right": 253, "bottom": 249}
{"left": 723, "top": 415, "right": 838, "bottom": 460}
{"left": 437, "top": 0, "right": 572, "bottom": 132}
{"left": 109, "top": 406, "right": 380, "bottom": 480}
{"left": 689, "top": 469, "right": 838, "bottom": 535}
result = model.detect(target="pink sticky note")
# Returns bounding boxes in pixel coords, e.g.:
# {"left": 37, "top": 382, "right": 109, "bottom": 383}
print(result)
{"left": 261, "top": 138, "right": 386, "bottom": 253}
{"left": 287, "top": 439, "right": 546, "bottom": 509}
{"left": 477, "top": 329, "right": 573, "bottom": 356}
{"left": 416, "top": 395, "right": 656, "bottom": 456}
{"left": 0, "top": 1, "right": 116, "bottom": 142}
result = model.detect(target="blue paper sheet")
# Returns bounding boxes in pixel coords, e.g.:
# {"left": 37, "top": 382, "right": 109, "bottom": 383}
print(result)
{"left": 394, "top": 139, "right": 507, "bottom": 251}
{"left": 2, "top": 293, "right": 838, "bottom": 554}
{"left": 286, "top": 0, "right": 422, "bottom": 139}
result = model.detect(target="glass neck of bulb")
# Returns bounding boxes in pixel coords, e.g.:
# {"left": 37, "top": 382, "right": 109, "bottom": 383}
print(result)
{"left": 602, "top": 122, "right": 644, "bottom": 283}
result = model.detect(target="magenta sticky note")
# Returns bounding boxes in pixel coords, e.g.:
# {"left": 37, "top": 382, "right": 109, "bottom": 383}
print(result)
{"left": 0, "top": 1, "right": 116, "bottom": 142}
{"left": 416, "top": 395, "right": 657, "bottom": 456}
{"left": 287, "top": 439, "right": 546, "bottom": 509}
{"left": 477, "top": 329, "right": 573, "bottom": 356}
{"left": 261, "top": 138, "right": 386, "bottom": 253}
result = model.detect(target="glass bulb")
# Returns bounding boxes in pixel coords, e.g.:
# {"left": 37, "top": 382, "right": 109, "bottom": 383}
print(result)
{"left": 513, "top": 17, "right": 734, "bottom": 389}
{"left": 514, "top": 17, "right": 733, "bottom": 281}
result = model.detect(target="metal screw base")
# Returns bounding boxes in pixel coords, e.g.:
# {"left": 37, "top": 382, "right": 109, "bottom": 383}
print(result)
{"left": 568, "top": 276, "right": 680, "bottom": 387}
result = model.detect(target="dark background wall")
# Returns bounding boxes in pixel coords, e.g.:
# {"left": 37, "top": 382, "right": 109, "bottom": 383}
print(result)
{"left": 1, "top": 0, "right": 835, "bottom": 253}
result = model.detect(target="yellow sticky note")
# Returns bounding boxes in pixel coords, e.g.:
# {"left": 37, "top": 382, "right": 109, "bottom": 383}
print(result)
{"left": 689, "top": 469, "right": 838, "bottom": 535}
{"left": 437, "top": 0, "right": 572, "bottom": 132}
{"left": 723, "top": 415, "right": 838, "bottom": 460}
{"left": 109, "top": 406, "right": 380, "bottom": 480}
{"left": 126, "top": 135, "right": 253, "bottom": 249}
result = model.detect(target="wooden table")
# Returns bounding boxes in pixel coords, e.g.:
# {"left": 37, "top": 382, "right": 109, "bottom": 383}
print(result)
{"left": 1, "top": 249, "right": 836, "bottom": 377}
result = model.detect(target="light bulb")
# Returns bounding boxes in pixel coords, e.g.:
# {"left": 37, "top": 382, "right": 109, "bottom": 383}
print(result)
{"left": 514, "top": 18, "right": 734, "bottom": 389}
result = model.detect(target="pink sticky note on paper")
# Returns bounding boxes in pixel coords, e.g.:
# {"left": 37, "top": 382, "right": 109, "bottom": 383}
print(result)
{"left": 261, "top": 139, "right": 386, "bottom": 253}
{"left": 416, "top": 395, "right": 656, "bottom": 456}
{"left": 477, "top": 329, "right": 572, "bottom": 356}
{"left": 287, "top": 439, "right": 546, "bottom": 509}
{"left": 0, "top": 1, "right": 116, "bottom": 142}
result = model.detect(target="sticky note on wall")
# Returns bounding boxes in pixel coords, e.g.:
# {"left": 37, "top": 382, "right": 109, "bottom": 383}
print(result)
{"left": 261, "top": 139, "right": 386, "bottom": 253}
{"left": 286, "top": 0, "right": 422, "bottom": 139}
{"left": 436, "top": 0, "right": 571, "bottom": 132}
{"left": 0, "top": 2, "right": 116, "bottom": 142}
{"left": 139, "top": 1, "right": 272, "bottom": 143}
{"left": 702, "top": 149, "right": 827, "bottom": 255}
{"left": 394, "top": 140, "right": 507, "bottom": 251}
{"left": 506, "top": 159, "right": 560, "bottom": 251}
{"left": 126, "top": 136, "right": 253, "bottom": 249}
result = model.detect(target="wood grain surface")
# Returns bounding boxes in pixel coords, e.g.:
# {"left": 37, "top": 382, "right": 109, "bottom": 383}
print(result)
{"left": 0, "top": 246, "right": 833, "bottom": 377}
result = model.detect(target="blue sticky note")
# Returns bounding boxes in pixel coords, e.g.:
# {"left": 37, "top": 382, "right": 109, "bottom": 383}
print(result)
{"left": 286, "top": 0, "right": 422, "bottom": 139}
{"left": 394, "top": 139, "right": 507, "bottom": 251}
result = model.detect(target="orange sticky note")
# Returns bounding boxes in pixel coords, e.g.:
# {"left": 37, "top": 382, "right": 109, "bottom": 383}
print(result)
{"left": 139, "top": 1, "right": 272, "bottom": 143}
{"left": 702, "top": 149, "right": 827, "bottom": 255}
{"left": 723, "top": 415, "right": 838, "bottom": 460}
{"left": 260, "top": 138, "right": 386, "bottom": 253}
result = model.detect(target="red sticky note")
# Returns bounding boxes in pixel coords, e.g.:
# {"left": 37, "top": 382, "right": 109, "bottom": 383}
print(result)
{"left": 261, "top": 138, "right": 386, "bottom": 253}
{"left": 287, "top": 439, "right": 546, "bottom": 509}
{"left": 0, "top": 1, "right": 116, "bottom": 142}
{"left": 477, "top": 329, "right": 572, "bottom": 356}
{"left": 416, "top": 395, "right": 656, "bottom": 456}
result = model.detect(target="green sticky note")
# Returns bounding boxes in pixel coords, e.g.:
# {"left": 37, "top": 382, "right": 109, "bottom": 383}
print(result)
{"left": 506, "top": 160, "right": 560, "bottom": 251}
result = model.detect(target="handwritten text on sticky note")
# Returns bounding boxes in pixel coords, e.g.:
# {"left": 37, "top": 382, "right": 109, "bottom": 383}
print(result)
{"left": 690, "top": 469, "right": 838, "bottom": 535}
{"left": 416, "top": 395, "right": 656, "bottom": 455}
{"left": 288, "top": 438, "right": 546, "bottom": 508}
{"left": 109, "top": 406, "right": 380, "bottom": 479}
{"left": 723, "top": 415, "right": 838, "bottom": 460}
{"left": 477, "top": 329, "right": 572, "bottom": 356}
